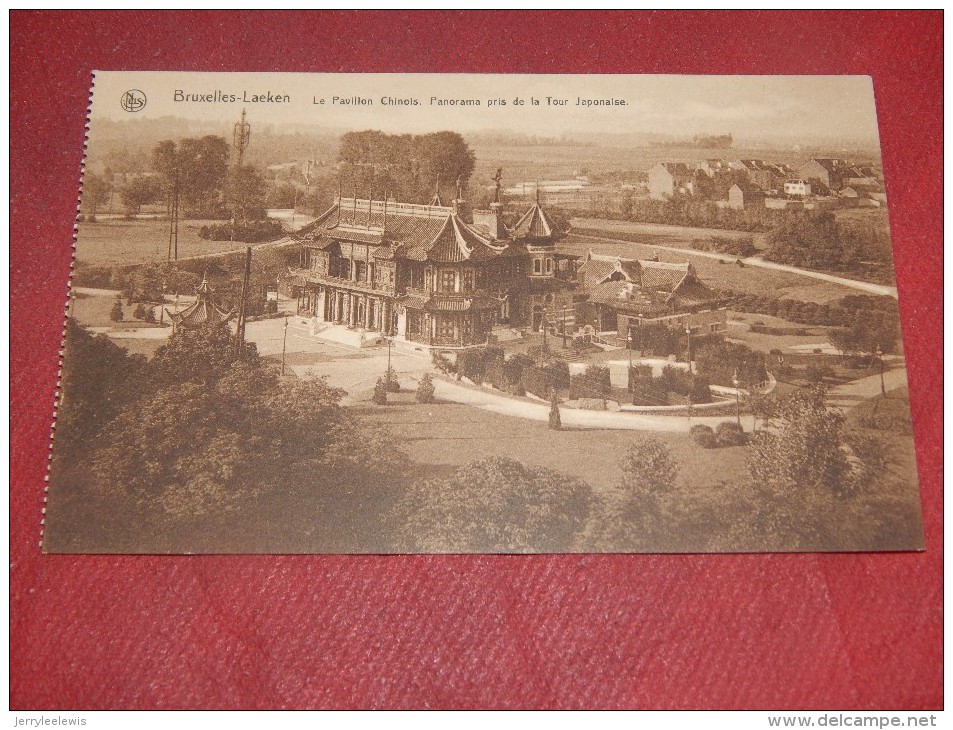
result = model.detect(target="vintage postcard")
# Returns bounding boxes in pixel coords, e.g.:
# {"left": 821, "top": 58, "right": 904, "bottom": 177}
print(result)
{"left": 43, "top": 72, "right": 923, "bottom": 553}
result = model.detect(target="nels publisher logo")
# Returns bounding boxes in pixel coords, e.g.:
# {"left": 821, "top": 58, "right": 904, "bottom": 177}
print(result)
{"left": 120, "top": 89, "right": 147, "bottom": 113}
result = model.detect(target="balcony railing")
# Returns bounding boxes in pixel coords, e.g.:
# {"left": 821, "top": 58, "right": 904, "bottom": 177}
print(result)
{"left": 291, "top": 268, "right": 394, "bottom": 295}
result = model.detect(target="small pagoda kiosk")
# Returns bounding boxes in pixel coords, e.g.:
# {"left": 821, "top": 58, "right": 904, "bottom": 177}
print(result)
{"left": 166, "top": 273, "right": 234, "bottom": 332}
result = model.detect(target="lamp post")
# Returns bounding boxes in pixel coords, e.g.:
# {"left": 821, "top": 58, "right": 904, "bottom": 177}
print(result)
{"left": 733, "top": 367, "right": 741, "bottom": 426}
{"left": 159, "top": 283, "right": 167, "bottom": 325}
{"left": 638, "top": 312, "right": 644, "bottom": 358}
{"left": 685, "top": 325, "right": 692, "bottom": 374}
{"left": 281, "top": 316, "right": 289, "bottom": 376}
{"left": 387, "top": 336, "right": 393, "bottom": 374}
{"left": 542, "top": 309, "right": 548, "bottom": 356}
{"left": 876, "top": 345, "right": 885, "bottom": 397}
{"left": 627, "top": 322, "right": 634, "bottom": 393}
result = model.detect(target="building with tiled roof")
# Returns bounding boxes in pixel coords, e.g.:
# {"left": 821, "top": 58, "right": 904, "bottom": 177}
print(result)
{"left": 575, "top": 251, "right": 728, "bottom": 339}
{"left": 290, "top": 192, "right": 578, "bottom": 348}
{"left": 165, "top": 273, "right": 234, "bottom": 331}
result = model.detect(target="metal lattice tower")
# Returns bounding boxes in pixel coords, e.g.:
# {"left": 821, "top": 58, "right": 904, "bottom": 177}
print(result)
{"left": 233, "top": 108, "right": 251, "bottom": 168}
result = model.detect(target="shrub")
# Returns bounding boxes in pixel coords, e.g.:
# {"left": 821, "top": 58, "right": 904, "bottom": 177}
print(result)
{"left": 805, "top": 365, "right": 834, "bottom": 384}
{"left": 548, "top": 390, "right": 561, "bottom": 430}
{"left": 265, "top": 299, "right": 279, "bottom": 314}
{"left": 142, "top": 306, "right": 156, "bottom": 324}
{"left": 372, "top": 378, "right": 388, "bottom": 405}
{"left": 620, "top": 438, "right": 679, "bottom": 493}
{"left": 383, "top": 367, "right": 401, "bottom": 392}
{"left": 432, "top": 351, "right": 456, "bottom": 376}
{"left": 457, "top": 347, "right": 501, "bottom": 383}
{"left": 540, "top": 358, "right": 571, "bottom": 389}
{"left": 689, "top": 376, "right": 713, "bottom": 404}
{"left": 689, "top": 424, "right": 718, "bottom": 449}
{"left": 416, "top": 373, "right": 435, "bottom": 404}
{"left": 521, "top": 366, "right": 550, "bottom": 399}
{"left": 133, "top": 303, "right": 147, "bottom": 320}
{"left": 716, "top": 421, "right": 747, "bottom": 447}
{"left": 198, "top": 219, "right": 285, "bottom": 243}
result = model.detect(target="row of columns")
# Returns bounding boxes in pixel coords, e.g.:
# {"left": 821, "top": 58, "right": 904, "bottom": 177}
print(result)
{"left": 323, "top": 287, "right": 393, "bottom": 335}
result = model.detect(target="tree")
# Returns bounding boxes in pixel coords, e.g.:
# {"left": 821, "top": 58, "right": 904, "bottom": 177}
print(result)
{"left": 81, "top": 172, "right": 111, "bottom": 221}
{"left": 149, "top": 322, "right": 258, "bottom": 388}
{"left": 266, "top": 182, "right": 300, "bottom": 210}
{"left": 741, "top": 386, "right": 887, "bottom": 549}
{"left": 109, "top": 296, "right": 124, "bottom": 322}
{"left": 52, "top": 319, "right": 146, "bottom": 465}
{"left": 226, "top": 164, "right": 268, "bottom": 224}
{"left": 588, "top": 438, "right": 679, "bottom": 550}
{"left": 120, "top": 176, "right": 162, "bottom": 216}
{"left": 749, "top": 386, "right": 857, "bottom": 498}
{"left": 828, "top": 308, "right": 899, "bottom": 356}
{"left": 336, "top": 130, "right": 476, "bottom": 203}
{"left": 394, "top": 457, "right": 595, "bottom": 552}
{"left": 152, "top": 136, "right": 230, "bottom": 218}
{"left": 416, "top": 373, "right": 435, "bottom": 403}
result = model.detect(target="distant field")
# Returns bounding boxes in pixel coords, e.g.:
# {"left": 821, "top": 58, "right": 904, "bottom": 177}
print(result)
{"left": 74, "top": 218, "right": 276, "bottom": 268}
{"left": 470, "top": 143, "right": 879, "bottom": 183}
{"left": 559, "top": 233, "right": 862, "bottom": 304}
{"left": 570, "top": 217, "right": 768, "bottom": 248}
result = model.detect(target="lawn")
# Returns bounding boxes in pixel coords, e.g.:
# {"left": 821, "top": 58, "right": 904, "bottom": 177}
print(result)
{"left": 74, "top": 217, "right": 273, "bottom": 268}
{"left": 354, "top": 396, "right": 748, "bottom": 495}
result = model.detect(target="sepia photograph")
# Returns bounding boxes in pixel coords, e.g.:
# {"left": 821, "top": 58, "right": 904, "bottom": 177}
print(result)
{"left": 43, "top": 71, "right": 924, "bottom": 554}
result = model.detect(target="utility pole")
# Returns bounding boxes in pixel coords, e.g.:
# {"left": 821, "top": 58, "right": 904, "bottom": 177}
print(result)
{"left": 685, "top": 325, "right": 692, "bottom": 374}
{"left": 234, "top": 246, "right": 252, "bottom": 356}
{"left": 231, "top": 108, "right": 251, "bottom": 241}
{"left": 167, "top": 167, "right": 178, "bottom": 262}
{"left": 173, "top": 167, "right": 179, "bottom": 261}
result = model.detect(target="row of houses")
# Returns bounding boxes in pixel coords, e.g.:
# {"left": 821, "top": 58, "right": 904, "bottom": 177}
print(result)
{"left": 649, "top": 157, "right": 885, "bottom": 209}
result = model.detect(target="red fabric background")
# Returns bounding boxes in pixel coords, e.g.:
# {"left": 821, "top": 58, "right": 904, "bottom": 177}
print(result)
{"left": 10, "top": 11, "right": 942, "bottom": 710}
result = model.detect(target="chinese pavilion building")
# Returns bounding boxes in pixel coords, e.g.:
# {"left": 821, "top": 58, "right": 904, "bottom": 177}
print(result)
{"left": 291, "top": 192, "right": 577, "bottom": 349}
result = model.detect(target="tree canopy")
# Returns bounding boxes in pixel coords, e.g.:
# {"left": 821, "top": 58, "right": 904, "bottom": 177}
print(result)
{"left": 394, "top": 456, "right": 594, "bottom": 552}
{"left": 337, "top": 130, "right": 476, "bottom": 204}
{"left": 152, "top": 136, "right": 230, "bottom": 218}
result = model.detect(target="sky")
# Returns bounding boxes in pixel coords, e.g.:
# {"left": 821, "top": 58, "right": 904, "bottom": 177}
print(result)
{"left": 90, "top": 72, "right": 881, "bottom": 146}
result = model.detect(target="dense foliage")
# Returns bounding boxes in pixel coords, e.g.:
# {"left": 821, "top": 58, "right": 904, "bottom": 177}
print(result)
{"left": 337, "top": 130, "right": 476, "bottom": 204}
{"left": 53, "top": 320, "right": 404, "bottom": 526}
{"left": 394, "top": 457, "right": 594, "bottom": 552}
{"left": 764, "top": 212, "right": 894, "bottom": 279}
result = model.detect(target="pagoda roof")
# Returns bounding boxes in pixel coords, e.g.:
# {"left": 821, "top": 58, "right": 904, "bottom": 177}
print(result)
{"left": 299, "top": 197, "right": 516, "bottom": 264}
{"left": 166, "top": 274, "right": 234, "bottom": 328}
{"left": 512, "top": 201, "right": 557, "bottom": 239}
